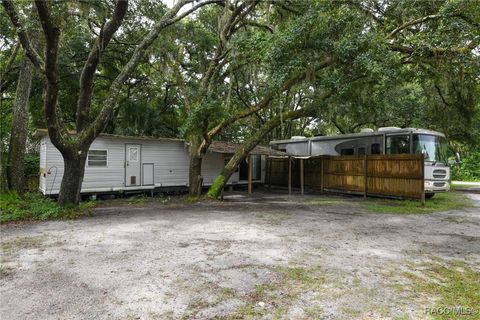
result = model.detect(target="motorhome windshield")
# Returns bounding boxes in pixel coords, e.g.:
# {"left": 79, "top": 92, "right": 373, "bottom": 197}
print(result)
{"left": 413, "top": 134, "right": 449, "bottom": 164}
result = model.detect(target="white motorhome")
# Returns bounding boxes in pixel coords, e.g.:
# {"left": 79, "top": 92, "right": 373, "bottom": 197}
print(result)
{"left": 270, "top": 127, "right": 451, "bottom": 196}
{"left": 36, "top": 130, "right": 270, "bottom": 196}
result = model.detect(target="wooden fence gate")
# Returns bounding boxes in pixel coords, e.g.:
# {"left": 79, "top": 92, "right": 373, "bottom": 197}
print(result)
{"left": 266, "top": 154, "right": 425, "bottom": 202}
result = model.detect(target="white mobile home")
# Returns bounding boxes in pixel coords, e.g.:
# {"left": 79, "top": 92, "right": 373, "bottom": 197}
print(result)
{"left": 37, "top": 130, "right": 280, "bottom": 196}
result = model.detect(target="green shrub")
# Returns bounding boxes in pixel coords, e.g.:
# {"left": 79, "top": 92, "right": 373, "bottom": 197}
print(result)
{"left": 0, "top": 192, "right": 95, "bottom": 223}
{"left": 24, "top": 154, "right": 40, "bottom": 176}
{"left": 451, "top": 151, "right": 480, "bottom": 181}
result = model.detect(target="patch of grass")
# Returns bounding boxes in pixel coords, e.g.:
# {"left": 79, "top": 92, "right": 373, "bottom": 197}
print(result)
{"left": 0, "top": 264, "right": 13, "bottom": 278}
{"left": 281, "top": 266, "right": 312, "bottom": 283}
{"left": 305, "top": 305, "right": 323, "bottom": 318}
{"left": 221, "top": 287, "right": 236, "bottom": 298}
{"left": 105, "top": 193, "right": 172, "bottom": 206}
{"left": 1, "top": 235, "right": 46, "bottom": 252}
{"left": 226, "top": 266, "right": 325, "bottom": 319}
{"left": 339, "top": 305, "right": 363, "bottom": 317}
{"left": 365, "top": 192, "right": 472, "bottom": 214}
{"left": 305, "top": 197, "right": 345, "bottom": 205}
{"left": 79, "top": 200, "right": 97, "bottom": 210}
{"left": 0, "top": 192, "right": 96, "bottom": 223}
{"left": 126, "top": 194, "right": 147, "bottom": 206}
{"left": 182, "top": 194, "right": 208, "bottom": 204}
{"left": 160, "top": 310, "right": 174, "bottom": 320}
{"left": 391, "top": 281, "right": 405, "bottom": 293}
{"left": 256, "top": 212, "right": 291, "bottom": 225}
{"left": 451, "top": 182, "right": 480, "bottom": 190}
{"left": 404, "top": 260, "right": 480, "bottom": 320}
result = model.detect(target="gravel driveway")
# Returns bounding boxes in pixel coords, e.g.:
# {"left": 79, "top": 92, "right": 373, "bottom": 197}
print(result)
{"left": 1, "top": 191, "right": 479, "bottom": 319}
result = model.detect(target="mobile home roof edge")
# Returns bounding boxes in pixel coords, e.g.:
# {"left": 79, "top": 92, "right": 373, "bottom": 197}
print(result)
{"left": 35, "top": 129, "right": 288, "bottom": 156}
{"left": 34, "top": 129, "right": 184, "bottom": 142}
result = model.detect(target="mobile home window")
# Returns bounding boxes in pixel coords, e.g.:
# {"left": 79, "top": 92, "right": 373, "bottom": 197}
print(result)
{"left": 386, "top": 135, "right": 410, "bottom": 154}
{"left": 88, "top": 150, "right": 107, "bottom": 166}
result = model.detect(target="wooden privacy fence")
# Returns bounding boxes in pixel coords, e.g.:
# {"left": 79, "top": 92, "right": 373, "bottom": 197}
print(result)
{"left": 266, "top": 154, "right": 425, "bottom": 202}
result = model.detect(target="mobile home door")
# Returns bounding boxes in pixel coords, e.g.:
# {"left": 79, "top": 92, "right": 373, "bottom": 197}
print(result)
{"left": 125, "top": 144, "right": 141, "bottom": 186}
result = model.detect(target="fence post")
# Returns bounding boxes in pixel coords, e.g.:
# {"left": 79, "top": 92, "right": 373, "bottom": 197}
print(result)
{"left": 364, "top": 154, "right": 368, "bottom": 199}
{"left": 320, "top": 156, "right": 324, "bottom": 194}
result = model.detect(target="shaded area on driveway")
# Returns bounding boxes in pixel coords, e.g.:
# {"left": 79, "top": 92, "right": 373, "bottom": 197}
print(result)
{"left": 1, "top": 190, "right": 479, "bottom": 319}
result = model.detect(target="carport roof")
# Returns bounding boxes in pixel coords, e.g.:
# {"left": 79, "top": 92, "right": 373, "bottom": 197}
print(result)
{"left": 208, "top": 141, "right": 289, "bottom": 157}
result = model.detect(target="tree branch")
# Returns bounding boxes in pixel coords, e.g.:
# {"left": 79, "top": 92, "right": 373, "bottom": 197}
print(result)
{"left": 435, "top": 83, "right": 451, "bottom": 107}
{"left": 34, "top": 0, "right": 68, "bottom": 153}
{"left": 206, "top": 57, "right": 334, "bottom": 140}
{"left": 238, "top": 20, "right": 274, "bottom": 33}
{"left": 0, "top": 41, "right": 20, "bottom": 92}
{"left": 85, "top": 0, "right": 223, "bottom": 145}
{"left": 162, "top": 0, "right": 224, "bottom": 28}
{"left": 208, "top": 90, "right": 333, "bottom": 198}
{"left": 1, "top": 42, "right": 20, "bottom": 76}
{"left": 389, "top": 14, "right": 442, "bottom": 38}
{"left": 1, "top": 0, "right": 44, "bottom": 71}
{"left": 388, "top": 42, "right": 478, "bottom": 57}
{"left": 76, "top": 0, "right": 128, "bottom": 131}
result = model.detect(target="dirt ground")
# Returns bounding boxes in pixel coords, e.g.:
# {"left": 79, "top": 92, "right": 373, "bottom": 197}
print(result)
{"left": 1, "top": 190, "right": 479, "bottom": 320}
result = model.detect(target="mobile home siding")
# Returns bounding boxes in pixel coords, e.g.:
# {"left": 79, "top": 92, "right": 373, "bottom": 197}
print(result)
{"left": 40, "top": 135, "right": 240, "bottom": 195}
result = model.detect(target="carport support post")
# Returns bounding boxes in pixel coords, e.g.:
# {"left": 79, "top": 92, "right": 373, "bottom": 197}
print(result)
{"left": 288, "top": 156, "right": 292, "bottom": 196}
{"left": 364, "top": 155, "right": 367, "bottom": 199}
{"left": 300, "top": 158, "right": 304, "bottom": 195}
{"left": 320, "top": 156, "right": 324, "bottom": 194}
{"left": 248, "top": 154, "right": 253, "bottom": 194}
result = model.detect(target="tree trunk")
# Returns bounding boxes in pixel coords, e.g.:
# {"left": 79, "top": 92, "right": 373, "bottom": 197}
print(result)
{"left": 188, "top": 134, "right": 214, "bottom": 196}
{"left": 208, "top": 109, "right": 312, "bottom": 199}
{"left": 57, "top": 152, "right": 87, "bottom": 205}
{"left": 189, "top": 137, "right": 204, "bottom": 196}
{"left": 189, "top": 154, "right": 203, "bottom": 196}
{"left": 7, "top": 53, "right": 34, "bottom": 194}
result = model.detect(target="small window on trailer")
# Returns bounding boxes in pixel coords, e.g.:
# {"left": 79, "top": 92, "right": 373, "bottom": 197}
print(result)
{"left": 88, "top": 150, "right": 107, "bottom": 166}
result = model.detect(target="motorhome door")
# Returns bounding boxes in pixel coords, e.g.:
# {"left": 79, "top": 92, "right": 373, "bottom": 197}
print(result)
{"left": 125, "top": 144, "right": 141, "bottom": 186}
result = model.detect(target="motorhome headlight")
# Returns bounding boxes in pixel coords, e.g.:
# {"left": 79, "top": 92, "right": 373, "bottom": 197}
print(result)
{"left": 424, "top": 181, "right": 434, "bottom": 187}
